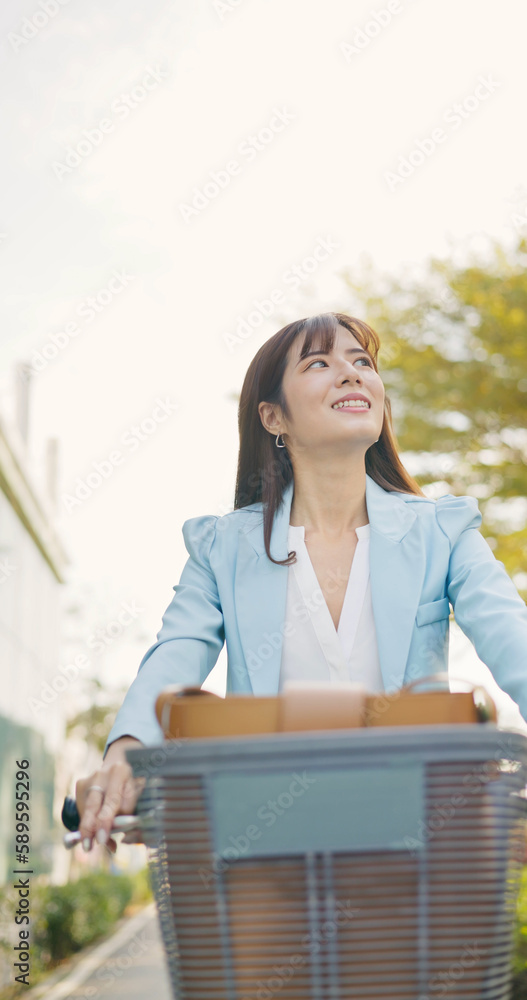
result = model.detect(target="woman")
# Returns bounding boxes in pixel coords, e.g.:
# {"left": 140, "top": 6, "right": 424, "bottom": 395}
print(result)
{"left": 76, "top": 311, "right": 527, "bottom": 853}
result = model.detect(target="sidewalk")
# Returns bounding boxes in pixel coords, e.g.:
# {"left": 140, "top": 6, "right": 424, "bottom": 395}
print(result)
{"left": 26, "top": 903, "right": 171, "bottom": 1000}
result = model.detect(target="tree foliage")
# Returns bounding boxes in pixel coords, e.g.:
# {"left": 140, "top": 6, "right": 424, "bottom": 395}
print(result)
{"left": 340, "top": 234, "right": 527, "bottom": 600}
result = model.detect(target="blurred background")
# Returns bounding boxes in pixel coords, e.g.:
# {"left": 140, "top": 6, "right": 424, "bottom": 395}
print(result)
{"left": 1, "top": 0, "right": 527, "bottom": 994}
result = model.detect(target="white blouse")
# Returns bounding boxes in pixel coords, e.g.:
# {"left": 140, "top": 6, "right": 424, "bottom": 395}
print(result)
{"left": 278, "top": 523, "right": 385, "bottom": 692}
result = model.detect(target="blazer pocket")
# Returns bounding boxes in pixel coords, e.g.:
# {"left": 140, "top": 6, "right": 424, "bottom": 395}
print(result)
{"left": 415, "top": 597, "right": 451, "bottom": 627}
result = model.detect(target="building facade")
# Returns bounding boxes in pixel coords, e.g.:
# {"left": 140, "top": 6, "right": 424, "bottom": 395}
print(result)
{"left": 0, "top": 387, "right": 68, "bottom": 886}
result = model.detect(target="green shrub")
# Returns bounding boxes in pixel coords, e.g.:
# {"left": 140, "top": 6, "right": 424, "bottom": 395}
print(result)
{"left": 32, "top": 871, "right": 136, "bottom": 967}
{"left": 1, "top": 869, "right": 152, "bottom": 998}
{"left": 511, "top": 867, "right": 527, "bottom": 999}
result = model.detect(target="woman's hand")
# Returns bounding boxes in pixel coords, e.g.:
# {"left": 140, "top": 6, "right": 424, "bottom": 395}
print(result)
{"left": 75, "top": 736, "right": 145, "bottom": 853}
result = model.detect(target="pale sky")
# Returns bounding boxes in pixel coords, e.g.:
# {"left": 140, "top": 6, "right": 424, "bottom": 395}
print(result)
{"left": 1, "top": 0, "right": 527, "bottom": 729}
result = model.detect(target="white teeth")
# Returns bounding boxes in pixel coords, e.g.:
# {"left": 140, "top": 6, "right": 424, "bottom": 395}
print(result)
{"left": 332, "top": 400, "right": 370, "bottom": 409}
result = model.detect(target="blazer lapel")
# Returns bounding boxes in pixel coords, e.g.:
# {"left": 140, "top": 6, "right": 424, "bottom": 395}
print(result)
{"left": 234, "top": 474, "right": 427, "bottom": 695}
{"left": 365, "top": 477, "right": 427, "bottom": 692}
{"left": 234, "top": 486, "right": 292, "bottom": 695}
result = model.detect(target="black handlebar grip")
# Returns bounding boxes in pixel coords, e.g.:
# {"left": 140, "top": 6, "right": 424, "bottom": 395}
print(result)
{"left": 62, "top": 796, "right": 81, "bottom": 831}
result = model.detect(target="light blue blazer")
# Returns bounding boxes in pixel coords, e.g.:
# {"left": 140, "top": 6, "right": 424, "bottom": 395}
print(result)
{"left": 104, "top": 474, "right": 527, "bottom": 752}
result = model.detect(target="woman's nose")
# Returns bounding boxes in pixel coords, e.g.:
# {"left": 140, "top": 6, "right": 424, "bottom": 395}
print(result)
{"left": 338, "top": 367, "right": 362, "bottom": 383}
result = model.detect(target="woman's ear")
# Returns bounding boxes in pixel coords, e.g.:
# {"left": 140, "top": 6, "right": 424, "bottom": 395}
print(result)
{"left": 258, "top": 401, "right": 280, "bottom": 436}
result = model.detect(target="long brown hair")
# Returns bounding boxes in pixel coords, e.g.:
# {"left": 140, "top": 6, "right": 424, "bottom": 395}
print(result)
{"left": 234, "top": 312, "right": 425, "bottom": 566}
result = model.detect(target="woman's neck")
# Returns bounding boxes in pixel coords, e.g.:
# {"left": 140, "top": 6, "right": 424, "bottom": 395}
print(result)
{"left": 289, "top": 466, "right": 369, "bottom": 537}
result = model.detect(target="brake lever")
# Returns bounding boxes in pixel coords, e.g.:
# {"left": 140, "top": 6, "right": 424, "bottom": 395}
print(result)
{"left": 63, "top": 815, "right": 141, "bottom": 849}
{"left": 61, "top": 795, "right": 155, "bottom": 850}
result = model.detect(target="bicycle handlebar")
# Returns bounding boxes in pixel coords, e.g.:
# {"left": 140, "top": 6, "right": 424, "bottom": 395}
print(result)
{"left": 61, "top": 795, "right": 140, "bottom": 850}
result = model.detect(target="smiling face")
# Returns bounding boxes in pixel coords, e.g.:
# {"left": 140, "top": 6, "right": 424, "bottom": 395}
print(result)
{"left": 259, "top": 323, "right": 385, "bottom": 455}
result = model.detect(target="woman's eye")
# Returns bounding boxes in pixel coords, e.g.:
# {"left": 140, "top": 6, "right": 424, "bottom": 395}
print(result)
{"left": 306, "top": 356, "right": 373, "bottom": 369}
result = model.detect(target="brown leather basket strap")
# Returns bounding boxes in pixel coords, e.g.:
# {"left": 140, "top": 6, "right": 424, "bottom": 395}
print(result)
{"left": 279, "top": 682, "right": 368, "bottom": 732}
{"left": 400, "top": 672, "right": 497, "bottom": 724}
{"left": 155, "top": 685, "right": 221, "bottom": 736}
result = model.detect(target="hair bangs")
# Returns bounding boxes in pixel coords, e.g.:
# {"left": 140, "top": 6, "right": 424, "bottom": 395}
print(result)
{"left": 293, "top": 313, "right": 379, "bottom": 370}
{"left": 295, "top": 313, "right": 340, "bottom": 361}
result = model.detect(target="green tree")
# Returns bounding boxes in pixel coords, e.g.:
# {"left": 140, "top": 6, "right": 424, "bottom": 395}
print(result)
{"left": 339, "top": 234, "right": 527, "bottom": 600}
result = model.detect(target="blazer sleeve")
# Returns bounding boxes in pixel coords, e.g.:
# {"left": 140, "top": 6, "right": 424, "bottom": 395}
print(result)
{"left": 103, "top": 514, "right": 225, "bottom": 754}
{"left": 435, "top": 494, "right": 527, "bottom": 722}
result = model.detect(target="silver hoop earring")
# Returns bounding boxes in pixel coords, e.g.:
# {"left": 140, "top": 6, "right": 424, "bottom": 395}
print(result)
{"left": 275, "top": 433, "right": 286, "bottom": 448}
